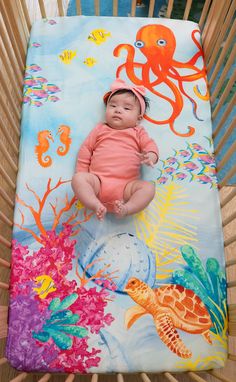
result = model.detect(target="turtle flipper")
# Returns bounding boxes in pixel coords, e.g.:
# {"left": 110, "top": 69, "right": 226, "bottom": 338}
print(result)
{"left": 155, "top": 313, "right": 192, "bottom": 358}
{"left": 202, "top": 330, "right": 212, "bottom": 344}
{"left": 125, "top": 305, "right": 147, "bottom": 329}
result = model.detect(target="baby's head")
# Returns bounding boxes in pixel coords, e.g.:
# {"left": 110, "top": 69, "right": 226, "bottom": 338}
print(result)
{"left": 104, "top": 79, "right": 149, "bottom": 130}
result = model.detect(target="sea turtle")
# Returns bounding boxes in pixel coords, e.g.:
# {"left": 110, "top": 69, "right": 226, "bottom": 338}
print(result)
{"left": 124, "top": 277, "right": 213, "bottom": 358}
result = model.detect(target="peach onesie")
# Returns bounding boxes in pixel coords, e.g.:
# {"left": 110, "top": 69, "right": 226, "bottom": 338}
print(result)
{"left": 76, "top": 123, "right": 159, "bottom": 210}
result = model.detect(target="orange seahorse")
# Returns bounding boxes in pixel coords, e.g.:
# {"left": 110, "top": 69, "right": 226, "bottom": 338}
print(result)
{"left": 35, "top": 130, "right": 54, "bottom": 167}
{"left": 56, "top": 125, "right": 72, "bottom": 156}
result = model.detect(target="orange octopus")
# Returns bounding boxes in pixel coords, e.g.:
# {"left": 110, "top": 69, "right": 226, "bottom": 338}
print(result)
{"left": 114, "top": 24, "right": 209, "bottom": 137}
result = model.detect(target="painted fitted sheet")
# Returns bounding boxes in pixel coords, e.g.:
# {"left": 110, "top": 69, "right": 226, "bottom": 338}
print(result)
{"left": 6, "top": 16, "right": 227, "bottom": 374}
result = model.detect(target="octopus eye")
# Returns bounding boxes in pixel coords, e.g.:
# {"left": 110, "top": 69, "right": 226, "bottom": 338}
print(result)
{"left": 135, "top": 40, "right": 145, "bottom": 48}
{"left": 157, "top": 39, "right": 167, "bottom": 47}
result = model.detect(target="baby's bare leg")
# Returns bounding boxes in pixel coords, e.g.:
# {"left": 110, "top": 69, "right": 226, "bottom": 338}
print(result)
{"left": 114, "top": 180, "right": 155, "bottom": 217}
{"left": 71, "top": 172, "right": 107, "bottom": 220}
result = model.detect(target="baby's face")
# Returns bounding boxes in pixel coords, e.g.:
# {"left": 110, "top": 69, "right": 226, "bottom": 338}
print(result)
{"left": 106, "top": 93, "right": 142, "bottom": 130}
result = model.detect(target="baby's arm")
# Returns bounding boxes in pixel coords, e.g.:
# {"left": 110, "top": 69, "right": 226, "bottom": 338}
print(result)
{"left": 75, "top": 125, "right": 100, "bottom": 172}
{"left": 138, "top": 127, "right": 159, "bottom": 167}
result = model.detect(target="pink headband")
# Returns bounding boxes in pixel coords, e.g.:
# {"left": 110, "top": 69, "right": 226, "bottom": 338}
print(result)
{"left": 103, "top": 78, "right": 146, "bottom": 116}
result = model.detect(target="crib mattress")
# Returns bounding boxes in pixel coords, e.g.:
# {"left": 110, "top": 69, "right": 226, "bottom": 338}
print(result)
{"left": 6, "top": 16, "right": 227, "bottom": 374}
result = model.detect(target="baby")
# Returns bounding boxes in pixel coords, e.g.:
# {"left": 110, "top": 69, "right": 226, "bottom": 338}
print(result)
{"left": 72, "top": 78, "right": 159, "bottom": 220}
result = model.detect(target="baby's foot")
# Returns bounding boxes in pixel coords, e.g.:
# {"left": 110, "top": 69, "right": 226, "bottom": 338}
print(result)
{"left": 114, "top": 200, "right": 128, "bottom": 217}
{"left": 95, "top": 204, "right": 107, "bottom": 221}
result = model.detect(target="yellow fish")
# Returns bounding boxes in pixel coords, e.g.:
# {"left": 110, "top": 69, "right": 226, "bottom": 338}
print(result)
{"left": 34, "top": 275, "right": 56, "bottom": 299}
{"left": 83, "top": 57, "right": 97, "bottom": 67}
{"left": 59, "top": 50, "right": 77, "bottom": 64}
{"left": 88, "top": 29, "right": 111, "bottom": 45}
{"left": 75, "top": 200, "right": 84, "bottom": 210}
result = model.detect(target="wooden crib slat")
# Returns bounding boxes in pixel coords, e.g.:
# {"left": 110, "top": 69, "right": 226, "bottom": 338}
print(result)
{"left": 221, "top": 187, "right": 236, "bottom": 208}
{"left": 0, "top": 281, "right": 10, "bottom": 289}
{"left": 0, "top": 71, "right": 21, "bottom": 121}
{"left": 0, "top": 357, "right": 8, "bottom": 366}
{"left": 0, "top": 135, "right": 18, "bottom": 173}
{"left": 148, "top": 0, "right": 155, "bottom": 17}
{"left": 164, "top": 372, "right": 179, "bottom": 382}
{"left": 0, "top": 306, "right": 8, "bottom": 339}
{"left": 222, "top": 211, "right": 236, "bottom": 227}
{"left": 227, "top": 281, "right": 236, "bottom": 288}
{"left": 57, "top": 0, "right": 64, "bottom": 16}
{"left": 0, "top": 24, "right": 23, "bottom": 97}
{"left": 0, "top": 163, "right": 17, "bottom": 191}
{"left": 183, "top": 0, "right": 193, "bottom": 20}
{"left": 0, "top": 210, "right": 13, "bottom": 229}
{"left": 212, "top": 70, "right": 236, "bottom": 121}
{"left": 10, "top": 373, "right": 28, "bottom": 382}
{"left": 117, "top": 373, "right": 124, "bottom": 382}
{"left": 188, "top": 372, "right": 207, "bottom": 382}
{"left": 0, "top": 234, "right": 11, "bottom": 249}
{"left": 198, "top": 0, "right": 211, "bottom": 30}
{"left": 94, "top": 0, "right": 100, "bottom": 16}
{"left": 211, "top": 44, "right": 236, "bottom": 103}
{"left": 113, "top": 0, "right": 118, "bottom": 16}
{"left": 14, "top": 0, "right": 30, "bottom": 48}
{"left": 131, "top": 0, "right": 137, "bottom": 17}
{"left": 38, "top": 373, "right": 51, "bottom": 382}
{"left": 202, "top": 0, "right": 226, "bottom": 53}
{"left": 0, "top": 256, "right": 11, "bottom": 267}
{"left": 209, "top": 19, "right": 236, "bottom": 88}
{"left": 65, "top": 374, "right": 75, "bottom": 382}
{"left": 213, "top": 93, "right": 235, "bottom": 139}
{"left": 215, "top": 118, "right": 235, "bottom": 155}
{"left": 219, "top": 165, "right": 236, "bottom": 189}
{"left": 224, "top": 234, "right": 236, "bottom": 247}
{"left": 1, "top": 1, "right": 27, "bottom": 63}
{"left": 206, "top": 0, "right": 235, "bottom": 71}
{"left": 19, "top": 0, "right": 32, "bottom": 31}
{"left": 217, "top": 140, "right": 236, "bottom": 172}
{"left": 203, "top": 0, "right": 231, "bottom": 62}
{"left": 0, "top": 120, "right": 19, "bottom": 156}
{"left": 140, "top": 373, "right": 152, "bottom": 382}
{"left": 0, "top": 28, "right": 23, "bottom": 98}
{"left": 0, "top": 186, "right": 15, "bottom": 209}
{"left": 38, "top": 0, "right": 47, "bottom": 18}
{"left": 0, "top": 2, "right": 25, "bottom": 72}
{"left": 208, "top": 370, "right": 234, "bottom": 382}
{"left": 166, "top": 0, "right": 174, "bottom": 18}
{"left": 226, "top": 258, "right": 236, "bottom": 267}
{"left": 76, "top": 0, "right": 81, "bottom": 15}
{"left": 0, "top": 94, "right": 21, "bottom": 139}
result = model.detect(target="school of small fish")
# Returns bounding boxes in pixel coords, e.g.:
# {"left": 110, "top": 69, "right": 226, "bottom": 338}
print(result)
{"left": 157, "top": 142, "right": 217, "bottom": 188}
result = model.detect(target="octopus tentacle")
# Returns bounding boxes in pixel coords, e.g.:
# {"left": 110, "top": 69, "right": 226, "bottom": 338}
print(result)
{"left": 168, "top": 66, "right": 206, "bottom": 82}
{"left": 188, "top": 29, "right": 204, "bottom": 65}
{"left": 193, "top": 84, "right": 210, "bottom": 101}
{"left": 171, "top": 67, "right": 203, "bottom": 121}
{"left": 114, "top": 44, "right": 144, "bottom": 85}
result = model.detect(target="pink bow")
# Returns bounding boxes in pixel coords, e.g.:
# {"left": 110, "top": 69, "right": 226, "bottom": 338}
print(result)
{"left": 110, "top": 78, "right": 146, "bottom": 97}
{"left": 104, "top": 78, "right": 146, "bottom": 116}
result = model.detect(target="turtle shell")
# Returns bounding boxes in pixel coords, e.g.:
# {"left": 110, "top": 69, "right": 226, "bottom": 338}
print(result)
{"left": 154, "top": 284, "right": 212, "bottom": 331}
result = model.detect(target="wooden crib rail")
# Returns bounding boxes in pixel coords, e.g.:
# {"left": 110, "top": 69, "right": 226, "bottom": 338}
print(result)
{"left": 0, "top": 0, "right": 236, "bottom": 381}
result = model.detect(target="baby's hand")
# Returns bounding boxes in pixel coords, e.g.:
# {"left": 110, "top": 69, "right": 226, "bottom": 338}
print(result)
{"left": 137, "top": 151, "right": 158, "bottom": 167}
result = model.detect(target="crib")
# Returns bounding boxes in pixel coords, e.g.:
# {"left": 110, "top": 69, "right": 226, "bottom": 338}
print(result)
{"left": 0, "top": 0, "right": 235, "bottom": 381}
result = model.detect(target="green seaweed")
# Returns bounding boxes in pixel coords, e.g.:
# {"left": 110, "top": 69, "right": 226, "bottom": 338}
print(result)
{"left": 181, "top": 246, "right": 214, "bottom": 298}
{"left": 33, "top": 294, "right": 88, "bottom": 350}
{"left": 172, "top": 245, "right": 227, "bottom": 333}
